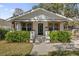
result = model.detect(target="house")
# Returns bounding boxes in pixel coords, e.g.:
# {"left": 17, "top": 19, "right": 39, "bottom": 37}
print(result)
{"left": 0, "top": 18, "right": 11, "bottom": 29}
{"left": 7, "top": 8, "right": 73, "bottom": 43}
{"left": 73, "top": 17, "right": 79, "bottom": 29}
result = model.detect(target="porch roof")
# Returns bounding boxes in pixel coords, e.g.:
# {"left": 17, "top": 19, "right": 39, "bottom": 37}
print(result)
{"left": 14, "top": 19, "right": 70, "bottom": 22}
{"left": 7, "top": 8, "right": 73, "bottom": 21}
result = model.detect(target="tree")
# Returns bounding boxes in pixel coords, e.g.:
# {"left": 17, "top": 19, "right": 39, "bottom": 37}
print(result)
{"left": 32, "top": 3, "right": 63, "bottom": 14}
{"left": 32, "top": 3, "right": 79, "bottom": 18}
{"left": 64, "top": 3, "right": 79, "bottom": 18}
{"left": 32, "top": 5, "right": 39, "bottom": 9}
{"left": 13, "top": 8, "right": 24, "bottom": 17}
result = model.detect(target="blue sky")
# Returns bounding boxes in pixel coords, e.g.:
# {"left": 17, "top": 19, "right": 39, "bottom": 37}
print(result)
{"left": 0, "top": 3, "right": 39, "bottom": 19}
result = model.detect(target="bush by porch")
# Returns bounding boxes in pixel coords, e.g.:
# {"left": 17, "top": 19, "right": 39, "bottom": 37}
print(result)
{"left": 49, "top": 31, "right": 72, "bottom": 43}
{"left": 5, "top": 31, "right": 30, "bottom": 42}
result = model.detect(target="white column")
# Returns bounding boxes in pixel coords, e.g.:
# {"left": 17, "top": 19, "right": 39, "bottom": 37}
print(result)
{"left": 60, "top": 22, "right": 64, "bottom": 31}
{"left": 53, "top": 23, "right": 54, "bottom": 30}
{"left": 26, "top": 24, "right": 27, "bottom": 31}
{"left": 16, "top": 22, "right": 21, "bottom": 31}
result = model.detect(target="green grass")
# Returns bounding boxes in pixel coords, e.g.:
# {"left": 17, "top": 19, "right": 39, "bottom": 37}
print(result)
{"left": 0, "top": 40, "right": 33, "bottom": 56}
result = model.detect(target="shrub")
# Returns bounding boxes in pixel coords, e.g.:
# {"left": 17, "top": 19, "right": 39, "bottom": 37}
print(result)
{"left": 58, "top": 31, "right": 71, "bottom": 42}
{"left": 49, "top": 31, "right": 71, "bottom": 43}
{"left": 49, "top": 31, "right": 59, "bottom": 42}
{"left": 0, "top": 29, "right": 9, "bottom": 40}
{"left": 5, "top": 31, "right": 30, "bottom": 42}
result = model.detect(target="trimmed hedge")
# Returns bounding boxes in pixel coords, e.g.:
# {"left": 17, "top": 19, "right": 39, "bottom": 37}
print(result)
{"left": 49, "top": 31, "right": 71, "bottom": 43}
{"left": 0, "top": 29, "right": 9, "bottom": 40}
{"left": 5, "top": 31, "right": 30, "bottom": 42}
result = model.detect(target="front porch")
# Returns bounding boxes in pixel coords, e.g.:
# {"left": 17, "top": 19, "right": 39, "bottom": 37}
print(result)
{"left": 11, "top": 21, "right": 67, "bottom": 43}
{"left": 13, "top": 21, "right": 65, "bottom": 32}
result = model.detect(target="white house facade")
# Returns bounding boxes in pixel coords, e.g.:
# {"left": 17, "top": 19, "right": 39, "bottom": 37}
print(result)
{"left": 8, "top": 8, "right": 73, "bottom": 43}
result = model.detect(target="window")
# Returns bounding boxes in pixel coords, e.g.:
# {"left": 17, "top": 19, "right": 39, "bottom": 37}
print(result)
{"left": 21, "top": 22, "right": 26, "bottom": 31}
{"left": 48, "top": 22, "right": 54, "bottom": 31}
{"left": 54, "top": 23, "right": 60, "bottom": 30}
{"left": 27, "top": 23, "right": 32, "bottom": 31}
{"left": 48, "top": 22, "right": 60, "bottom": 31}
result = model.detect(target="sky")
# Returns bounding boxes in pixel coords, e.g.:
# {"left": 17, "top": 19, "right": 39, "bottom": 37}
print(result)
{"left": 0, "top": 3, "right": 38, "bottom": 19}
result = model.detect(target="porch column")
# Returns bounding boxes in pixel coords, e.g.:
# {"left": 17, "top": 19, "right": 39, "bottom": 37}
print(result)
{"left": 16, "top": 22, "right": 21, "bottom": 31}
{"left": 12, "top": 21, "right": 16, "bottom": 30}
{"left": 60, "top": 22, "right": 64, "bottom": 31}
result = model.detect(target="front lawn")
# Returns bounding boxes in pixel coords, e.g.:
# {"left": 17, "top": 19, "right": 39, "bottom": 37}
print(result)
{"left": 0, "top": 40, "right": 33, "bottom": 56}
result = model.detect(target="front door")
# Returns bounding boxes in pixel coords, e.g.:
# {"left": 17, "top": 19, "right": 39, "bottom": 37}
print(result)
{"left": 38, "top": 23, "right": 43, "bottom": 35}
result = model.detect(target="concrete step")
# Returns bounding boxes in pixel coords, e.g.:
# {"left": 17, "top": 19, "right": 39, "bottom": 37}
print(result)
{"left": 35, "top": 36, "right": 46, "bottom": 43}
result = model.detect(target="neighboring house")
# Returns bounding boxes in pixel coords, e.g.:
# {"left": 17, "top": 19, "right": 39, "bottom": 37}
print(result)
{"left": 73, "top": 17, "right": 79, "bottom": 29}
{"left": 7, "top": 8, "right": 73, "bottom": 42}
{"left": 0, "top": 18, "right": 11, "bottom": 29}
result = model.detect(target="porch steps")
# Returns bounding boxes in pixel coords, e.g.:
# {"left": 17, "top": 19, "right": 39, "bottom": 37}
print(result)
{"left": 35, "top": 36, "right": 50, "bottom": 43}
{"left": 35, "top": 36, "right": 46, "bottom": 43}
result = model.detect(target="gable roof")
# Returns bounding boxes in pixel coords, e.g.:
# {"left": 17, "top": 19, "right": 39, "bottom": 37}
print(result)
{"left": 0, "top": 18, "right": 11, "bottom": 26}
{"left": 7, "top": 8, "right": 73, "bottom": 21}
{"left": 0, "top": 18, "right": 6, "bottom": 22}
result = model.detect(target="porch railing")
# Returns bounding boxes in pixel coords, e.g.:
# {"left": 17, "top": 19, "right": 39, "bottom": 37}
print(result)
{"left": 45, "top": 31, "right": 50, "bottom": 39}
{"left": 30, "top": 31, "right": 35, "bottom": 43}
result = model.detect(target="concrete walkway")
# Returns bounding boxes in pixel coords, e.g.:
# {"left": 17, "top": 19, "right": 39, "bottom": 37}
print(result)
{"left": 30, "top": 42, "right": 79, "bottom": 56}
{"left": 30, "top": 43, "right": 65, "bottom": 56}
